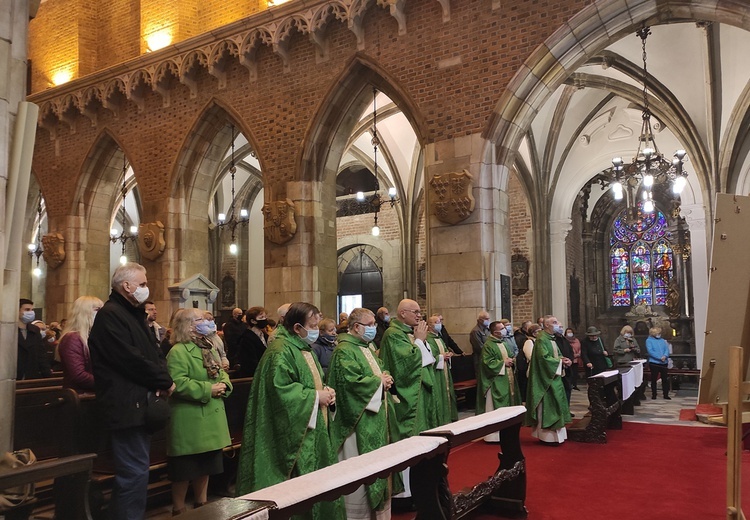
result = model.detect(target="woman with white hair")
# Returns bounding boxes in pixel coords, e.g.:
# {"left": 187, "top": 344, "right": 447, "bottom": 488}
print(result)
{"left": 613, "top": 325, "right": 641, "bottom": 367}
{"left": 58, "top": 295, "right": 103, "bottom": 393}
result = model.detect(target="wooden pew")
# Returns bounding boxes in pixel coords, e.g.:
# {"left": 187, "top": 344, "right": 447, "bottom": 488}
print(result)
{"left": 726, "top": 346, "right": 749, "bottom": 520}
{"left": 568, "top": 370, "right": 622, "bottom": 444}
{"left": 179, "top": 406, "right": 527, "bottom": 520}
{"left": 450, "top": 355, "right": 477, "bottom": 409}
{"left": 11, "top": 387, "right": 96, "bottom": 520}
{"left": 15, "top": 376, "right": 64, "bottom": 390}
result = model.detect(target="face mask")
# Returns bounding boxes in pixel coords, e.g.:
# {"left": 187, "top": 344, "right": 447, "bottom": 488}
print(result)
{"left": 505, "top": 325, "right": 512, "bottom": 333}
{"left": 206, "top": 320, "right": 217, "bottom": 333}
{"left": 434, "top": 323, "right": 443, "bottom": 333}
{"left": 655, "top": 334, "right": 661, "bottom": 339}
{"left": 383, "top": 315, "right": 390, "bottom": 323}
{"left": 132, "top": 285, "right": 149, "bottom": 305}
{"left": 321, "top": 334, "right": 337, "bottom": 343}
{"left": 195, "top": 321, "right": 213, "bottom": 336}
{"left": 553, "top": 324, "right": 564, "bottom": 335}
{"left": 300, "top": 327, "right": 319, "bottom": 345}
{"left": 483, "top": 319, "right": 490, "bottom": 328}
{"left": 362, "top": 325, "right": 377, "bottom": 342}
{"left": 21, "top": 311, "right": 35, "bottom": 324}
{"left": 254, "top": 319, "right": 268, "bottom": 329}
{"left": 566, "top": 332, "right": 574, "bottom": 338}
{"left": 499, "top": 327, "right": 508, "bottom": 337}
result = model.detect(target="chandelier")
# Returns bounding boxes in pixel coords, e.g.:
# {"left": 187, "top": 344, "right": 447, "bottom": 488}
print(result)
{"left": 27, "top": 191, "right": 45, "bottom": 277}
{"left": 605, "top": 26, "right": 688, "bottom": 222}
{"left": 110, "top": 156, "right": 138, "bottom": 265}
{"left": 356, "top": 87, "right": 399, "bottom": 236}
{"left": 215, "top": 124, "right": 248, "bottom": 254}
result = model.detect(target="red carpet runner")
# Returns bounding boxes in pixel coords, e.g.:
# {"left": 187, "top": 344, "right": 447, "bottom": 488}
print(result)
{"left": 395, "top": 423, "right": 750, "bottom": 519}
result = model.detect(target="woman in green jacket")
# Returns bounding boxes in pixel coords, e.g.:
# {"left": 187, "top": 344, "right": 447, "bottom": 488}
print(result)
{"left": 166, "top": 308, "right": 233, "bottom": 515}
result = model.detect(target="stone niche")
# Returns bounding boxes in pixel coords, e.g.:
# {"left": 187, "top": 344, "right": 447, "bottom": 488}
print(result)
{"left": 168, "top": 273, "right": 220, "bottom": 312}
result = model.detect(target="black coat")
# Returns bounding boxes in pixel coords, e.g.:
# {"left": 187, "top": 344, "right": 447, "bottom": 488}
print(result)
{"left": 89, "top": 291, "right": 173, "bottom": 430}
{"left": 17, "top": 324, "right": 52, "bottom": 379}
{"left": 222, "top": 318, "right": 247, "bottom": 365}
{"left": 235, "top": 328, "right": 267, "bottom": 377}
{"left": 581, "top": 337, "right": 610, "bottom": 375}
{"left": 554, "top": 333, "right": 575, "bottom": 388}
{"left": 373, "top": 318, "right": 388, "bottom": 348}
{"left": 440, "top": 324, "right": 464, "bottom": 355}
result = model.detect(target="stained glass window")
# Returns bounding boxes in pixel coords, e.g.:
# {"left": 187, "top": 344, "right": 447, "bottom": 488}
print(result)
{"left": 610, "top": 202, "right": 674, "bottom": 306}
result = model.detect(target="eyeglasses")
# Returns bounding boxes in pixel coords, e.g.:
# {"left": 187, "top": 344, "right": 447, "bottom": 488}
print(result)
{"left": 353, "top": 322, "right": 375, "bottom": 328}
{"left": 404, "top": 309, "right": 422, "bottom": 316}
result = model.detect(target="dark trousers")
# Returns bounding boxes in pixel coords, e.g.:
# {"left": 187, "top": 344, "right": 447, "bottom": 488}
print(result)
{"left": 110, "top": 426, "right": 151, "bottom": 520}
{"left": 650, "top": 363, "right": 670, "bottom": 397}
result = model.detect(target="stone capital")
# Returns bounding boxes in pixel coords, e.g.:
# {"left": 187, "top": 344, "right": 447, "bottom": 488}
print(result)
{"left": 549, "top": 218, "right": 573, "bottom": 243}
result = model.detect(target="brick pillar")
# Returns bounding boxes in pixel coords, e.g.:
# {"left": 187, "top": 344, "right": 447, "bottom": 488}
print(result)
{"left": 425, "top": 133, "right": 511, "bottom": 355}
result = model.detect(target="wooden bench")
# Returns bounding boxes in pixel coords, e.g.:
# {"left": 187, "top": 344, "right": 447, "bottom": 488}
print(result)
{"left": 11, "top": 387, "right": 97, "bottom": 520}
{"left": 668, "top": 367, "right": 700, "bottom": 390}
{"left": 568, "top": 371, "right": 622, "bottom": 444}
{"left": 726, "top": 346, "right": 749, "bottom": 520}
{"left": 15, "top": 376, "right": 64, "bottom": 390}
{"left": 179, "top": 406, "right": 527, "bottom": 520}
{"left": 451, "top": 355, "right": 477, "bottom": 409}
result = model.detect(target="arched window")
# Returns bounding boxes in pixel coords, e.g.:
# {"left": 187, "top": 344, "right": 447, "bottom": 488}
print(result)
{"left": 610, "top": 203, "right": 674, "bottom": 306}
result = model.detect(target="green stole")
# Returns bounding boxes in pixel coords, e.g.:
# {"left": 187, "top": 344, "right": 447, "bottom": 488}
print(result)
{"left": 476, "top": 336, "right": 521, "bottom": 414}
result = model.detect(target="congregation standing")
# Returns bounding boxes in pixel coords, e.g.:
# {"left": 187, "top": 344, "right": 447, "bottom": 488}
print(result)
{"left": 19, "top": 262, "right": 677, "bottom": 519}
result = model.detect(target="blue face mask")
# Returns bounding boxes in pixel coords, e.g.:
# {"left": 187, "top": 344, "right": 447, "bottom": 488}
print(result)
{"left": 553, "top": 324, "right": 564, "bottom": 335}
{"left": 483, "top": 319, "right": 490, "bottom": 328}
{"left": 21, "top": 311, "right": 36, "bottom": 324}
{"left": 195, "top": 321, "right": 213, "bottom": 336}
{"left": 362, "top": 325, "right": 377, "bottom": 342}
{"left": 301, "top": 327, "right": 319, "bottom": 345}
{"left": 383, "top": 315, "right": 390, "bottom": 323}
{"left": 434, "top": 323, "right": 443, "bottom": 333}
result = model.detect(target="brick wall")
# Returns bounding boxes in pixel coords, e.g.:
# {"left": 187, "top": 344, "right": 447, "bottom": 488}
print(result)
{"left": 97, "top": 0, "right": 140, "bottom": 70}
{"left": 28, "top": 0, "right": 79, "bottom": 90}
{"left": 508, "top": 168, "right": 534, "bottom": 324}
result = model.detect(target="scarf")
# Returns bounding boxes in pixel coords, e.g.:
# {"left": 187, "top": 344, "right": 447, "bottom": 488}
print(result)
{"left": 195, "top": 336, "right": 221, "bottom": 380}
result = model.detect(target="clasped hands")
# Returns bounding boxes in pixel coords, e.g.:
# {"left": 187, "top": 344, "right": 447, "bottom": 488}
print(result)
{"left": 211, "top": 382, "right": 227, "bottom": 398}
{"left": 318, "top": 386, "right": 336, "bottom": 406}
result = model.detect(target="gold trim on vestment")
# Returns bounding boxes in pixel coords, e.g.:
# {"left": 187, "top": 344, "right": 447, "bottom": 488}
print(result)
{"left": 301, "top": 350, "right": 327, "bottom": 426}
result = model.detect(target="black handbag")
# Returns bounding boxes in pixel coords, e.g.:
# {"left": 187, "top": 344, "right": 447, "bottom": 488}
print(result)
{"left": 144, "top": 391, "right": 170, "bottom": 434}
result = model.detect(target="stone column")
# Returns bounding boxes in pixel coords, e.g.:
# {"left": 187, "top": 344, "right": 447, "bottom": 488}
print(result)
{"left": 0, "top": 0, "right": 34, "bottom": 453}
{"left": 550, "top": 218, "right": 572, "bottom": 326}
{"left": 263, "top": 180, "right": 338, "bottom": 318}
{"left": 681, "top": 203, "right": 708, "bottom": 367}
{"left": 426, "top": 133, "right": 511, "bottom": 354}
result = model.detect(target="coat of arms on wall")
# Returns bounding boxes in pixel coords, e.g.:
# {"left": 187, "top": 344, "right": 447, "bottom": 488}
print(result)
{"left": 263, "top": 198, "right": 297, "bottom": 245}
{"left": 138, "top": 221, "right": 166, "bottom": 261}
{"left": 41, "top": 233, "right": 65, "bottom": 269}
{"left": 428, "top": 170, "right": 475, "bottom": 225}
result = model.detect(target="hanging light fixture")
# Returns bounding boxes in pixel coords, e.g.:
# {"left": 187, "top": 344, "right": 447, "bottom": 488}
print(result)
{"left": 368, "top": 87, "right": 399, "bottom": 236}
{"left": 27, "top": 191, "right": 44, "bottom": 277}
{"left": 605, "top": 26, "right": 688, "bottom": 222}
{"left": 214, "top": 124, "right": 249, "bottom": 254}
{"left": 109, "top": 155, "right": 138, "bottom": 264}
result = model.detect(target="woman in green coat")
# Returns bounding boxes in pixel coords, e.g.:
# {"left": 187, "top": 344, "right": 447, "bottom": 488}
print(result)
{"left": 166, "top": 308, "right": 233, "bottom": 515}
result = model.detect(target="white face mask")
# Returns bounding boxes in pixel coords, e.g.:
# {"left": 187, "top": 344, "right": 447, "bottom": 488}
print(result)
{"left": 566, "top": 332, "right": 574, "bottom": 338}
{"left": 132, "top": 285, "right": 150, "bottom": 304}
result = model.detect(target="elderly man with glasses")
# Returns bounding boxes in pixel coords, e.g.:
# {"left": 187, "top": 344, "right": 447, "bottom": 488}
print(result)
{"left": 379, "top": 298, "right": 437, "bottom": 501}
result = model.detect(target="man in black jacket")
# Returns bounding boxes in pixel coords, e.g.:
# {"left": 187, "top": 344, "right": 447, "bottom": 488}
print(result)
{"left": 89, "top": 263, "right": 174, "bottom": 520}
{"left": 17, "top": 298, "right": 52, "bottom": 379}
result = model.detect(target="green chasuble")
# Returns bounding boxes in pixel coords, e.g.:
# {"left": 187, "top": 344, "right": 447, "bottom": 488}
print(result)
{"left": 426, "top": 333, "right": 458, "bottom": 424}
{"left": 326, "top": 333, "right": 390, "bottom": 511}
{"left": 379, "top": 319, "right": 437, "bottom": 441}
{"left": 476, "top": 336, "right": 521, "bottom": 414}
{"left": 524, "top": 331, "right": 571, "bottom": 430}
{"left": 236, "top": 326, "right": 344, "bottom": 520}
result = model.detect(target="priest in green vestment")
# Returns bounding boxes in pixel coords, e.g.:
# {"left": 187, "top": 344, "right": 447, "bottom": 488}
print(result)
{"left": 379, "top": 299, "right": 437, "bottom": 498}
{"left": 426, "top": 315, "right": 458, "bottom": 425}
{"left": 525, "top": 315, "right": 572, "bottom": 445}
{"left": 236, "top": 302, "right": 344, "bottom": 520}
{"left": 477, "top": 321, "right": 521, "bottom": 441}
{"left": 327, "top": 307, "right": 394, "bottom": 520}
